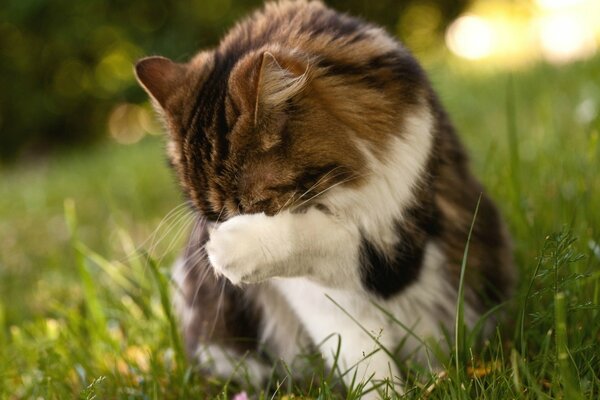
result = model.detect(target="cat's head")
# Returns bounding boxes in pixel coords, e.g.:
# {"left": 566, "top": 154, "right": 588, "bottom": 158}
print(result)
{"left": 135, "top": 49, "right": 371, "bottom": 220}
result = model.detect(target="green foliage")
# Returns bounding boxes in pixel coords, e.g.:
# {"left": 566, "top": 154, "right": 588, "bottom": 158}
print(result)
{"left": 0, "top": 0, "right": 466, "bottom": 163}
{"left": 1, "top": 0, "right": 261, "bottom": 162}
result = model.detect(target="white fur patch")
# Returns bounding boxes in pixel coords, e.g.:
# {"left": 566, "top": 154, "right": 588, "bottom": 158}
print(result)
{"left": 252, "top": 283, "right": 311, "bottom": 368}
{"left": 270, "top": 242, "right": 465, "bottom": 394}
{"left": 322, "top": 106, "right": 435, "bottom": 252}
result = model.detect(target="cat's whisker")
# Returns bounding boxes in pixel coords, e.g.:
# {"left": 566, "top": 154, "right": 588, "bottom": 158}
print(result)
{"left": 188, "top": 237, "right": 216, "bottom": 274}
{"left": 276, "top": 190, "right": 298, "bottom": 215}
{"left": 289, "top": 170, "right": 367, "bottom": 209}
{"left": 175, "top": 231, "right": 211, "bottom": 285}
{"left": 287, "top": 169, "right": 355, "bottom": 210}
{"left": 117, "top": 201, "right": 192, "bottom": 264}
{"left": 297, "top": 166, "right": 345, "bottom": 201}
{"left": 207, "top": 279, "right": 227, "bottom": 340}
{"left": 182, "top": 244, "right": 208, "bottom": 272}
{"left": 146, "top": 201, "right": 192, "bottom": 248}
{"left": 172, "top": 219, "right": 212, "bottom": 292}
{"left": 135, "top": 209, "right": 193, "bottom": 282}
{"left": 147, "top": 205, "right": 194, "bottom": 259}
{"left": 211, "top": 205, "right": 226, "bottom": 235}
{"left": 136, "top": 204, "right": 194, "bottom": 277}
{"left": 292, "top": 173, "right": 368, "bottom": 211}
{"left": 196, "top": 258, "right": 215, "bottom": 289}
{"left": 187, "top": 258, "right": 214, "bottom": 306}
{"left": 188, "top": 260, "right": 208, "bottom": 314}
{"left": 154, "top": 216, "right": 195, "bottom": 268}
{"left": 297, "top": 171, "right": 358, "bottom": 205}
{"left": 147, "top": 206, "right": 194, "bottom": 260}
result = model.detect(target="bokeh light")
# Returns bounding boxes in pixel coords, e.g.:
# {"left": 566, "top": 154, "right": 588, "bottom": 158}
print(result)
{"left": 446, "top": 0, "right": 600, "bottom": 66}
{"left": 536, "top": 0, "right": 586, "bottom": 10}
{"left": 108, "top": 103, "right": 156, "bottom": 145}
{"left": 446, "top": 15, "right": 494, "bottom": 60}
{"left": 538, "top": 14, "right": 597, "bottom": 64}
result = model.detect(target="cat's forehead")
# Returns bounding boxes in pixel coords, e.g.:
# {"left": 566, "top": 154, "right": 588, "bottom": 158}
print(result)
{"left": 177, "top": 53, "right": 231, "bottom": 135}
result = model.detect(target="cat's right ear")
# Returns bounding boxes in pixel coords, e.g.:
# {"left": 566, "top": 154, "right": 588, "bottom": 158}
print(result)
{"left": 134, "top": 56, "right": 185, "bottom": 110}
{"left": 254, "top": 52, "right": 309, "bottom": 125}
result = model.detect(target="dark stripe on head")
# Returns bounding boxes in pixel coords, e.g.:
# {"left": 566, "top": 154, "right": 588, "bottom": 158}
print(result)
{"left": 318, "top": 50, "right": 426, "bottom": 96}
{"left": 304, "top": 7, "right": 367, "bottom": 42}
{"left": 184, "top": 49, "right": 250, "bottom": 219}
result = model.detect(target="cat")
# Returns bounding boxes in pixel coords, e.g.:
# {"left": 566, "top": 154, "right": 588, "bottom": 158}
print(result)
{"left": 134, "top": 0, "right": 516, "bottom": 397}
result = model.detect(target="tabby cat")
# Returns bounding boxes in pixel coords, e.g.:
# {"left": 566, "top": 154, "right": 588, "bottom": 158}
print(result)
{"left": 135, "top": 0, "right": 515, "bottom": 396}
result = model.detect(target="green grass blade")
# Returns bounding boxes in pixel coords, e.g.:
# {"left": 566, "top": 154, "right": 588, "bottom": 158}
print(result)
{"left": 516, "top": 240, "right": 546, "bottom": 353}
{"left": 506, "top": 75, "right": 522, "bottom": 207}
{"left": 554, "top": 292, "right": 583, "bottom": 400}
{"left": 325, "top": 294, "right": 395, "bottom": 361}
{"left": 0, "top": 301, "right": 5, "bottom": 349}
{"left": 64, "top": 199, "right": 108, "bottom": 342}
{"left": 75, "top": 242, "right": 136, "bottom": 294}
{"left": 454, "top": 193, "right": 482, "bottom": 373}
{"left": 145, "top": 255, "right": 186, "bottom": 374}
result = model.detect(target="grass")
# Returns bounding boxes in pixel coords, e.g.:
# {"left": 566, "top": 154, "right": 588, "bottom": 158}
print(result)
{"left": 1, "top": 54, "right": 599, "bottom": 398}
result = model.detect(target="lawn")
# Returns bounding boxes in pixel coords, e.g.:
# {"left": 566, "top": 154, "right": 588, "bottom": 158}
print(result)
{"left": 0, "top": 55, "right": 599, "bottom": 398}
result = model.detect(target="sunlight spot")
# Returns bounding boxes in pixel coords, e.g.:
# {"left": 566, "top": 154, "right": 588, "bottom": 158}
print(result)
{"left": 446, "top": 0, "right": 599, "bottom": 66}
{"left": 536, "top": 0, "right": 586, "bottom": 10}
{"left": 108, "top": 103, "right": 148, "bottom": 145}
{"left": 446, "top": 15, "right": 494, "bottom": 60}
{"left": 45, "top": 319, "right": 60, "bottom": 340}
{"left": 538, "top": 15, "right": 597, "bottom": 64}
{"left": 576, "top": 98, "right": 597, "bottom": 124}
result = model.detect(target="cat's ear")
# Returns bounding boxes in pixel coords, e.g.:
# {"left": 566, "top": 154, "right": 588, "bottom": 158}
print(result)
{"left": 135, "top": 56, "right": 185, "bottom": 110}
{"left": 254, "top": 51, "right": 309, "bottom": 124}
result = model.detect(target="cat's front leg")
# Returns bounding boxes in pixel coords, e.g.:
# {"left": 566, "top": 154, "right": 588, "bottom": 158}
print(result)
{"left": 206, "top": 208, "right": 361, "bottom": 286}
{"left": 205, "top": 212, "right": 294, "bottom": 284}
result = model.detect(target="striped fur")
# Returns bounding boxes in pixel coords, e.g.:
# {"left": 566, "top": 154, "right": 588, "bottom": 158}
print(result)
{"left": 136, "top": 0, "right": 515, "bottom": 396}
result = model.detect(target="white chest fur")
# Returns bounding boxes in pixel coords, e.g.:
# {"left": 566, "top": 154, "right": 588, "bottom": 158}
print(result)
{"left": 267, "top": 242, "right": 473, "bottom": 393}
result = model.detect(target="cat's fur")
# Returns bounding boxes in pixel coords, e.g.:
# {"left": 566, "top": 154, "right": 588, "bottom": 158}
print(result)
{"left": 135, "top": 0, "right": 515, "bottom": 396}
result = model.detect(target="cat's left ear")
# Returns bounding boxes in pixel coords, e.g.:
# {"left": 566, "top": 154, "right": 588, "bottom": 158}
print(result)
{"left": 254, "top": 52, "right": 309, "bottom": 124}
{"left": 135, "top": 56, "right": 186, "bottom": 110}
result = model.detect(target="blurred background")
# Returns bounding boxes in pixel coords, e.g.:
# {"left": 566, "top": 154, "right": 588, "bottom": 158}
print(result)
{"left": 1, "top": 0, "right": 599, "bottom": 163}
{"left": 1, "top": 0, "right": 599, "bottom": 327}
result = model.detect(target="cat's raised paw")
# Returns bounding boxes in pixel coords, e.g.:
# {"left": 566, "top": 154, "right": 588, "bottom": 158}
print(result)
{"left": 205, "top": 213, "right": 277, "bottom": 285}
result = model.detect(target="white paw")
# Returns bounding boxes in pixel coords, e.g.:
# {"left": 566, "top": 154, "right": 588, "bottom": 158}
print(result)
{"left": 205, "top": 213, "right": 278, "bottom": 285}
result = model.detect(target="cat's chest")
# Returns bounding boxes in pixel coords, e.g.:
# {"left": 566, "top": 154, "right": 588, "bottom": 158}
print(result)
{"left": 270, "top": 278, "right": 390, "bottom": 341}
